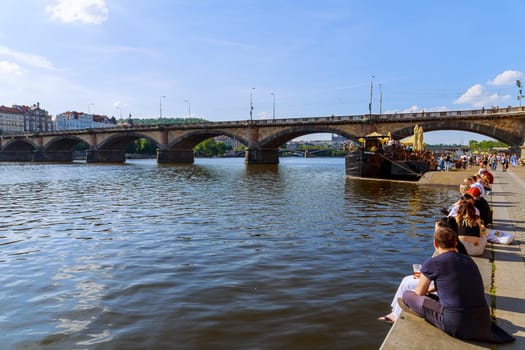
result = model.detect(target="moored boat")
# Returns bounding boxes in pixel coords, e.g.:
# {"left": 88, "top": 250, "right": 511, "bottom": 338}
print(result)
{"left": 345, "top": 135, "right": 434, "bottom": 181}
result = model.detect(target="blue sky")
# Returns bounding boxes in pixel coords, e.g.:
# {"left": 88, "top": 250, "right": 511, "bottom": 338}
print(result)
{"left": 0, "top": 0, "right": 524, "bottom": 144}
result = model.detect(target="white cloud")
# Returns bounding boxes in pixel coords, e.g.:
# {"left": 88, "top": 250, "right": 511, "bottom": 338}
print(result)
{"left": 384, "top": 106, "right": 450, "bottom": 114}
{"left": 454, "top": 83, "right": 510, "bottom": 107}
{"left": 0, "top": 60, "right": 22, "bottom": 75}
{"left": 47, "top": 0, "right": 109, "bottom": 24}
{"left": 401, "top": 105, "right": 423, "bottom": 113}
{"left": 401, "top": 105, "right": 449, "bottom": 113}
{"left": 488, "top": 70, "right": 524, "bottom": 86}
{"left": 0, "top": 46, "right": 55, "bottom": 70}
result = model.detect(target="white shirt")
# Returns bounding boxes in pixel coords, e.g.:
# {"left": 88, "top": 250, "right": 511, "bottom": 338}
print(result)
{"left": 448, "top": 204, "right": 480, "bottom": 218}
{"left": 471, "top": 182, "right": 485, "bottom": 197}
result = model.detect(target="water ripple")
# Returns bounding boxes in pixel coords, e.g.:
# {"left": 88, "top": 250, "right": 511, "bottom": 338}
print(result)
{"left": 0, "top": 159, "right": 459, "bottom": 349}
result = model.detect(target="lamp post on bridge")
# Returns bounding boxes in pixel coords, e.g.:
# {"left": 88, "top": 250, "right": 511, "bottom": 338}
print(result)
{"left": 160, "top": 95, "right": 166, "bottom": 121}
{"left": 517, "top": 80, "right": 523, "bottom": 107}
{"left": 116, "top": 106, "right": 122, "bottom": 122}
{"left": 379, "top": 83, "right": 383, "bottom": 115}
{"left": 369, "top": 75, "right": 375, "bottom": 117}
{"left": 270, "top": 92, "right": 275, "bottom": 120}
{"left": 184, "top": 99, "right": 191, "bottom": 121}
{"left": 250, "top": 88, "right": 255, "bottom": 121}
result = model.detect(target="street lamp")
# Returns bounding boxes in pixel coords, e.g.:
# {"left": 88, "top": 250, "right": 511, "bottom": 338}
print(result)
{"left": 116, "top": 106, "right": 122, "bottom": 120}
{"left": 184, "top": 99, "right": 191, "bottom": 120}
{"left": 250, "top": 88, "right": 255, "bottom": 121}
{"left": 270, "top": 92, "right": 275, "bottom": 120}
{"left": 369, "top": 75, "right": 375, "bottom": 116}
{"left": 379, "top": 83, "right": 382, "bottom": 115}
{"left": 517, "top": 80, "right": 523, "bottom": 107}
{"left": 160, "top": 95, "right": 166, "bottom": 120}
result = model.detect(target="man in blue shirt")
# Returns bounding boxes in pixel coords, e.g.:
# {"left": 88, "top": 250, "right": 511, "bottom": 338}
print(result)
{"left": 401, "top": 227, "right": 514, "bottom": 343}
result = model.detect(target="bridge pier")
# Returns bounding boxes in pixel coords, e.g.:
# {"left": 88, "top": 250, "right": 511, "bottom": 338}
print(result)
{"left": 86, "top": 149, "right": 125, "bottom": 163}
{"left": 157, "top": 148, "right": 194, "bottom": 163}
{"left": 244, "top": 148, "right": 279, "bottom": 164}
{"left": 32, "top": 150, "right": 73, "bottom": 162}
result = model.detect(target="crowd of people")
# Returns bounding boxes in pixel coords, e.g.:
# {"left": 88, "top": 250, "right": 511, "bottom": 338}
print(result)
{"left": 377, "top": 161, "right": 515, "bottom": 344}
{"left": 436, "top": 152, "right": 521, "bottom": 172}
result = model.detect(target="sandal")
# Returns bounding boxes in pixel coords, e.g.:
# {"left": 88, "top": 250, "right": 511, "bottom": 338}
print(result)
{"left": 377, "top": 315, "right": 394, "bottom": 324}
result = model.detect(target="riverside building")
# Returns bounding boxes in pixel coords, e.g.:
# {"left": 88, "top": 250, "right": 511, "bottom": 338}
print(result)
{"left": 0, "top": 106, "right": 24, "bottom": 134}
{"left": 0, "top": 102, "right": 53, "bottom": 134}
{"left": 52, "top": 111, "right": 118, "bottom": 130}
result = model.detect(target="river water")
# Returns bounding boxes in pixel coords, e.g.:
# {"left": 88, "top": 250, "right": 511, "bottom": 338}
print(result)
{"left": 0, "top": 158, "right": 459, "bottom": 349}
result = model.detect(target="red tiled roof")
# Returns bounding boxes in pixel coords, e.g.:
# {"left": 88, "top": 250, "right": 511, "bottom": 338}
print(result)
{"left": 0, "top": 105, "right": 24, "bottom": 114}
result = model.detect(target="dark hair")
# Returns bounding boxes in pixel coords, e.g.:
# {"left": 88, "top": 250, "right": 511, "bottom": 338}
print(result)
{"left": 434, "top": 227, "right": 457, "bottom": 249}
{"left": 436, "top": 216, "right": 458, "bottom": 233}
{"left": 461, "top": 193, "right": 474, "bottom": 201}
{"left": 456, "top": 202, "right": 478, "bottom": 227}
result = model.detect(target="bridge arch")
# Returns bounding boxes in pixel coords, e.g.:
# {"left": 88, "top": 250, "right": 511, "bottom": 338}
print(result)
{"left": 83, "top": 131, "right": 163, "bottom": 163}
{"left": 392, "top": 120, "right": 522, "bottom": 146}
{"left": 95, "top": 131, "right": 160, "bottom": 150}
{"left": 1, "top": 138, "right": 38, "bottom": 152}
{"left": 44, "top": 135, "right": 89, "bottom": 151}
{"left": 0, "top": 139, "right": 39, "bottom": 161}
{"left": 259, "top": 126, "right": 357, "bottom": 148}
{"left": 168, "top": 129, "right": 248, "bottom": 149}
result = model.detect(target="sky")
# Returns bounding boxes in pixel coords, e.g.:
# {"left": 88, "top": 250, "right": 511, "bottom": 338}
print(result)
{"left": 0, "top": 0, "right": 524, "bottom": 144}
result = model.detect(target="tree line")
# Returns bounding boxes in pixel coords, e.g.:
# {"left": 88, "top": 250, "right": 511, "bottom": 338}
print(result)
{"left": 468, "top": 140, "right": 508, "bottom": 152}
{"left": 117, "top": 138, "right": 511, "bottom": 157}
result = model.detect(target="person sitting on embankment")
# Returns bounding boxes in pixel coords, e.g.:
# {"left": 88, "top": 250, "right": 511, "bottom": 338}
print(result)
{"left": 470, "top": 175, "right": 485, "bottom": 197}
{"left": 455, "top": 201, "right": 487, "bottom": 256}
{"left": 377, "top": 218, "right": 466, "bottom": 324}
{"left": 446, "top": 192, "right": 479, "bottom": 218}
{"left": 479, "top": 168, "right": 494, "bottom": 193}
{"left": 459, "top": 177, "right": 472, "bottom": 195}
{"left": 464, "top": 186, "right": 492, "bottom": 227}
{"left": 400, "top": 227, "right": 515, "bottom": 344}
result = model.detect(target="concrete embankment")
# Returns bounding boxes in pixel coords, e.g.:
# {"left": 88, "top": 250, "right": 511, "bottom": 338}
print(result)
{"left": 380, "top": 167, "right": 525, "bottom": 349}
{"left": 417, "top": 168, "right": 477, "bottom": 187}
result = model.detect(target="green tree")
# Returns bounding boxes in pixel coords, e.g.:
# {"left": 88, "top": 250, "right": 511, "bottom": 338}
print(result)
{"left": 125, "top": 138, "right": 157, "bottom": 154}
{"left": 469, "top": 139, "right": 508, "bottom": 152}
{"left": 194, "top": 139, "right": 227, "bottom": 157}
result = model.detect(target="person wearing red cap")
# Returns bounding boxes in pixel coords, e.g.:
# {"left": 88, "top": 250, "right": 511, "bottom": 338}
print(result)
{"left": 466, "top": 187, "right": 492, "bottom": 226}
{"left": 470, "top": 175, "right": 485, "bottom": 197}
{"left": 466, "top": 187, "right": 481, "bottom": 198}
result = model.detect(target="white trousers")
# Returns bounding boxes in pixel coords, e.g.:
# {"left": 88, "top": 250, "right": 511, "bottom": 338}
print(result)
{"left": 390, "top": 275, "right": 435, "bottom": 319}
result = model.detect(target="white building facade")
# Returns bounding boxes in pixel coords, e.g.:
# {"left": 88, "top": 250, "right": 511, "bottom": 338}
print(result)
{"left": 0, "top": 106, "right": 25, "bottom": 134}
{"left": 53, "top": 112, "right": 117, "bottom": 131}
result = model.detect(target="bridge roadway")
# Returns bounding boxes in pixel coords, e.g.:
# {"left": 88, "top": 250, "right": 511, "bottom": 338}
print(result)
{"left": 1, "top": 106, "right": 524, "bottom": 164}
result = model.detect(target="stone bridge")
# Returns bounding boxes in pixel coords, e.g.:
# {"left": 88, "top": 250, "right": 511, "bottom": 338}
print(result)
{"left": 1, "top": 106, "right": 524, "bottom": 164}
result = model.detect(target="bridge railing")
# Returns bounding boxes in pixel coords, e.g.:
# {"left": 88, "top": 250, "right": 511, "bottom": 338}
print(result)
{"left": 1, "top": 106, "right": 524, "bottom": 138}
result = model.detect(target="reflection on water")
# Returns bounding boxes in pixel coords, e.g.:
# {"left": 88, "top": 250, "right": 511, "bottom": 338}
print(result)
{"left": 0, "top": 158, "right": 458, "bottom": 349}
